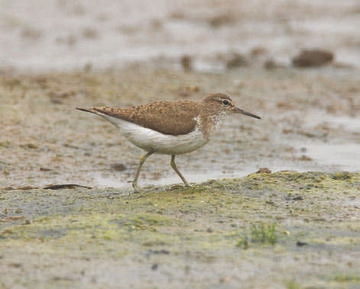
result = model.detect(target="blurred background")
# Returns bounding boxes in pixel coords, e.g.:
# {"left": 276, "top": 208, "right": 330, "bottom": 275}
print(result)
{"left": 0, "top": 0, "right": 359, "bottom": 188}
{"left": 1, "top": 0, "right": 359, "bottom": 72}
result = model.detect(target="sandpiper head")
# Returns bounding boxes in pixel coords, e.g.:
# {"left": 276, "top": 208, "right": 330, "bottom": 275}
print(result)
{"left": 202, "top": 93, "right": 261, "bottom": 119}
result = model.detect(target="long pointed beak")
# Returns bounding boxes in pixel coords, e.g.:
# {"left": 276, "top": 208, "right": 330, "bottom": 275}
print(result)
{"left": 233, "top": 107, "right": 261, "bottom": 119}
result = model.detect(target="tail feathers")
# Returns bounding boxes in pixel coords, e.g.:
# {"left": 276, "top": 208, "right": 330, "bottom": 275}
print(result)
{"left": 76, "top": 107, "right": 121, "bottom": 128}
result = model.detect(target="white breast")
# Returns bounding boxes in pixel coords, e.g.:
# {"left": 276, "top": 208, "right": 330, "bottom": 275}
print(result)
{"left": 104, "top": 116, "right": 209, "bottom": 155}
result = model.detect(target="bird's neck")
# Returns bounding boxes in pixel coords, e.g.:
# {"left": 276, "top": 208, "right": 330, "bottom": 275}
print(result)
{"left": 198, "top": 111, "right": 226, "bottom": 139}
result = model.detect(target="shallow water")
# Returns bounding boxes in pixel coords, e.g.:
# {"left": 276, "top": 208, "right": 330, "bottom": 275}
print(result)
{"left": 304, "top": 143, "right": 360, "bottom": 170}
{"left": 293, "top": 111, "right": 360, "bottom": 171}
{"left": 92, "top": 140, "right": 360, "bottom": 190}
{"left": 1, "top": 0, "right": 359, "bottom": 72}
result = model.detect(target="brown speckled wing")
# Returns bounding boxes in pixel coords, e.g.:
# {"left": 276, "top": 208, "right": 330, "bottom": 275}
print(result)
{"left": 79, "top": 101, "right": 200, "bottom": 136}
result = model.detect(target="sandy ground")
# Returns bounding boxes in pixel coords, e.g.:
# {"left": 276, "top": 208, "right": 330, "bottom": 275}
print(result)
{"left": 1, "top": 0, "right": 360, "bottom": 288}
{"left": 0, "top": 68, "right": 359, "bottom": 189}
{"left": 1, "top": 67, "right": 360, "bottom": 289}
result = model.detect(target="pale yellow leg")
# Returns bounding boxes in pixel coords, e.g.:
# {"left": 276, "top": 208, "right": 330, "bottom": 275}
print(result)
{"left": 170, "top": 155, "right": 190, "bottom": 187}
{"left": 132, "top": 151, "right": 153, "bottom": 192}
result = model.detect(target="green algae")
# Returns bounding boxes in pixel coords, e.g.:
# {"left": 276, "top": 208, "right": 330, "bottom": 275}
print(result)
{"left": 1, "top": 171, "right": 359, "bottom": 289}
{"left": 332, "top": 273, "right": 360, "bottom": 283}
{"left": 283, "top": 279, "right": 303, "bottom": 289}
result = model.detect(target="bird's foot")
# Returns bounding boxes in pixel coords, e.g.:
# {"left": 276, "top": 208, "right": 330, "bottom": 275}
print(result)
{"left": 132, "top": 183, "right": 142, "bottom": 194}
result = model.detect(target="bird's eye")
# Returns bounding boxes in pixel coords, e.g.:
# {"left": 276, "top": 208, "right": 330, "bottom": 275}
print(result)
{"left": 222, "top": 99, "right": 230, "bottom": 106}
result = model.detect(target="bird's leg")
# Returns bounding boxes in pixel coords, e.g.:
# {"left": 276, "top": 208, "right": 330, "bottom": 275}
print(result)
{"left": 170, "top": 155, "right": 190, "bottom": 187}
{"left": 132, "top": 151, "right": 153, "bottom": 192}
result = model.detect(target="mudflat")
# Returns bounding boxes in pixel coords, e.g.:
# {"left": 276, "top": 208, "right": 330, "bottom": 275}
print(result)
{"left": 1, "top": 67, "right": 360, "bottom": 288}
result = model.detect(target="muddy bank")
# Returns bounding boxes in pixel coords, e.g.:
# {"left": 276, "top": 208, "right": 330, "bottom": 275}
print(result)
{"left": 0, "top": 67, "right": 359, "bottom": 189}
{"left": 0, "top": 66, "right": 359, "bottom": 288}
{"left": 1, "top": 171, "right": 360, "bottom": 289}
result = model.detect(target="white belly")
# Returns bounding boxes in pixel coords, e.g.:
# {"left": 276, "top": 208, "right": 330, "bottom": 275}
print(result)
{"left": 109, "top": 117, "right": 209, "bottom": 155}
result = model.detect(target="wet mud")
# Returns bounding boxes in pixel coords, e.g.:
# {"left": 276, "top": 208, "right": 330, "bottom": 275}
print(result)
{"left": 1, "top": 171, "right": 360, "bottom": 289}
{"left": 0, "top": 67, "right": 359, "bottom": 289}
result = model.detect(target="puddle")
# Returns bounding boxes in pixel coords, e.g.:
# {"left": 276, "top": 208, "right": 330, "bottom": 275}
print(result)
{"left": 301, "top": 143, "right": 360, "bottom": 171}
{"left": 322, "top": 116, "right": 360, "bottom": 132}
{"left": 89, "top": 160, "right": 333, "bottom": 189}
{"left": 296, "top": 112, "right": 360, "bottom": 171}
{"left": 90, "top": 168, "right": 258, "bottom": 189}
{"left": 305, "top": 111, "right": 360, "bottom": 133}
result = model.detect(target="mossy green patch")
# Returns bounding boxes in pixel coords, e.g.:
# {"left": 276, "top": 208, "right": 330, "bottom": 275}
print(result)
{"left": 332, "top": 273, "right": 360, "bottom": 283}
{"left": 1, "top": 171, "right": 360, "bottom": 288}
{"left": 283, "top": 279, "right": 303, "bottom": 289}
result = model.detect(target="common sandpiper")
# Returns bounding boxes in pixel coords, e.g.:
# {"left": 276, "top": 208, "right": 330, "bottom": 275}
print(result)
{"left": 77, "top": 93, "right": 261, "bottom": 192}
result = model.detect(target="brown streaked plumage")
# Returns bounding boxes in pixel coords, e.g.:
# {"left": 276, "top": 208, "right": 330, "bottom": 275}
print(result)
{"left": 76, "top": 93, "right": 261, "bottom": 192}
{"left": 78, "top": 100, "right": 201, "bottom": 136}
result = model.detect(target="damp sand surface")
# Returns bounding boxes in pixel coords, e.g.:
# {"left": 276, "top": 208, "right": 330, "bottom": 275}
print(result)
{"left": 0, "top": 68, "right": 360, "bottom": 288}
{"left": 0, "top": 68, "right": 359, "bottom": 189}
